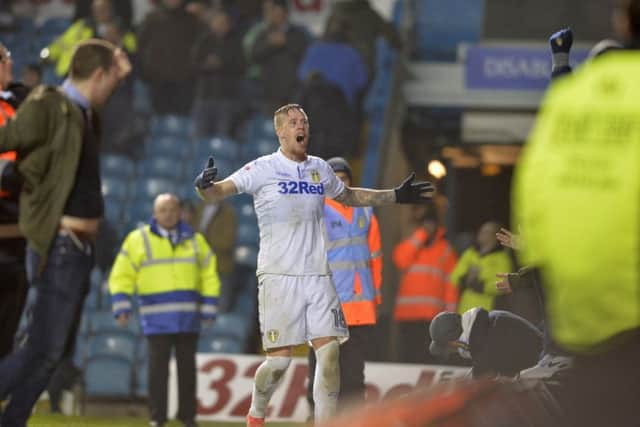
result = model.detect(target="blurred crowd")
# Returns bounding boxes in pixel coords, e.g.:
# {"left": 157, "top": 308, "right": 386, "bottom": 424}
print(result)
{"left": 2, "top": 0, "right": 401, "bottom": 161}
{"left": 3, "top": 1, "right": 639, "bottom": 426}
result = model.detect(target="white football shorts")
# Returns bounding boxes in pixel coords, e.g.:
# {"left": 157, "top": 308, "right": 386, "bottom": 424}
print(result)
{"left": 257, "top": 274, "right": 349, "bottom": 350}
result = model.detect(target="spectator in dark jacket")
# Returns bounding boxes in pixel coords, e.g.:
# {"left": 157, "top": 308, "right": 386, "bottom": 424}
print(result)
{"left": 138, "top": 0, "right": 205, "bottom": 115}
{"left": 298, "top": 16, "right": 368, "bottom": 109}
{"left": 430, "top": 308, "right": 543, "bottom": 378}
{"left": 249, "top": 0, "right": 309, "bottom": 115}
{"left": 296, "top": 16, "right": 367, "bottom": 159}
{"left": 325, "top": 0, "right": 401, "bottom": 76}
{"left": 191, "top": 8, "right": 246, "bottom": 138}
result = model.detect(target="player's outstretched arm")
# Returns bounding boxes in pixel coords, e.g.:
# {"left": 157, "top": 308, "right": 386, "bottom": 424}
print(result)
{"left": 194, "top": 156, "right": 238, "bottom": 202}
{"left": 334, "top": 172, "right": 434, "bottom": 207}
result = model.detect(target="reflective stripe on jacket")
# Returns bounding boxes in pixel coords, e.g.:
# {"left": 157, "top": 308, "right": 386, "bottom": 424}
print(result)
{"left": 0, "top": 99, "right": 16, "bottom": 198}
{"left": 325, "top": 199, "right": 382, "bottom": 325}
{"left": 393, "top": 227, "right": 458, "bottom": 321}
{"left": 108, "top": 221, "right": 220, "bottom": 335}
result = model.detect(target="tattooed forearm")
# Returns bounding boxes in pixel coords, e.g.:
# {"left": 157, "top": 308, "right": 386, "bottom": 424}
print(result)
{"left": 334, "top": 187, "right": 396, "bottom": 207}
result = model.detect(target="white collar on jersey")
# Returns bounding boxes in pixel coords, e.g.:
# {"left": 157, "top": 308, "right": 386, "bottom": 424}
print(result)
{"left": 277, "top": 147, "right": 309, "bottom": 166}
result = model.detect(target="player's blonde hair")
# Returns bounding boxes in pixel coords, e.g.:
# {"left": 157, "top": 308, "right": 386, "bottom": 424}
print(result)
{"left": 273, "top": 104, "right": 308, "bottom": 131}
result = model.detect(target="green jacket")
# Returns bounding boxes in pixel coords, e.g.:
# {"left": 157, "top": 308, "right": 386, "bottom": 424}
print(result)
{"left": 0, "top": 86, "right": 84, "bottom": 265}
{"left": 451, "top": 246, "right": 513, "bottom": 314}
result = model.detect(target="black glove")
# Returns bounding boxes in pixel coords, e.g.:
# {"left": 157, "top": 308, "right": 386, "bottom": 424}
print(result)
{"left": 194, "top": 156, "right": 218, "bottom": 190}
{"left": 394, "top": 172, "right": 434, "bottom": 204}
{"left": 549, "top": 28, "right": 573, "bottom": 54}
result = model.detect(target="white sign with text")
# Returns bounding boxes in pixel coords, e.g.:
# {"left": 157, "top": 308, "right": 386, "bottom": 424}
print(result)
{"left": 168, "top": 354, "right": 469, "bottom": 422}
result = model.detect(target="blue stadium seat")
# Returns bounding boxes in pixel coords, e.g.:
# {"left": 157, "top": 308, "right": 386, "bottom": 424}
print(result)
{"left": 74, "top": 335, "right": 88, "bottom": 368}
{"left": 83, "top": 355, "right": 133, "bottom": 398}
{"left": 145, "top": 136, "right": 191, "bottom": 160}
{"left": 241, "top": 138, "right": 279, "bottom": 160}
{"left": 133, "top": 178, "right": 178, "bottom": 202}
{"left": 89, "top": 310, "right": 142, "bottom": 336}
{"left": 99, "top": 288, "right": 112, "bottom": 311}
{"left": 84, "top": 288, "right": 101, "bottom": 311}
{"left": 103, "top": 196, "right": 125, "bottom": 226}
{"left": 236, "top": 223, "right": 259, "bottom": 246}
{"left": 234, "top": 245, "right": 258, "bottom": 269}
{"left": 372, "top": 38, "right": 397, "bottom": 73}
{"left": 15, "top": 17, "right": 36, "bottom": 34}
{"left": 197, "top": 336, "right": 243, "bottom": 354}
{"left": 236, "top": 202, "right": 257, "bottom": 226}
{"left": 135, "top": 360, "right": 148, "bottom": 397}
{"left": 150, "top": 115, "right": 193, "bottom": 137}
{"left": 247, "top": 114, "right": 275, "bottom": 140}
{"left": 101, "top": 177, "right": 131, "bottom": 202}
{"left": 414, "top": 0, "right": 484, "bottom": 61}
{"left": 196, "top": 137, "right": 240, "bottom": 161}
{"left": 38, "top": 17, "right": 72, "bottom": 36}
{"left": 90, "top": 268, "right": 104, "bottom": 288}
{"left": 125, "top": 200, "right": 153, "bottom": 225}
{"left": 87, "top": 330, "right": 138, "bottom": 362}
{"left": 101, "top": 154, "right": 136, "bottom": 179}
{"left": 88, "top": 311, "right": 120, "bottom": 334}
{"left": 133, "top": 81, "right": 152, "bottom": 115}
{"left": 187, "top": 156, "right": 235, "bottom": 182}
{"left": 41, "top": 65, "right": 63, "bottom": 86}
{"left": 230, "top": 278, "right": 257, "bottom": 318}
{"left": 202, "top": 312, "right": 250, "bottom": 341}
{"left": 137, "top": 339, "right": 147, "bottom": 363}
{"left": 138, "top": 156, "right": 182, "bottom": 180}
{"left": 391, "top": 0, "right": 404, "bottom": 28}
{"left": 78, "top": 312, "right": 91, "bottom": 337}
{"left": 230, "top": 194, "right": 254, "bottom": 210}
{"left": 1, "top": 33, "right": 20, "bottom": 49}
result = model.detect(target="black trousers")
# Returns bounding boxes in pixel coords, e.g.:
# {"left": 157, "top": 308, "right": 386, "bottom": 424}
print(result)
{"left": 147, "top": 333, "right": 198, "bottom": 424}
{"left": 307, "top": 325, "right": 374, "bottom": 414}
{"left": 0, "top": 257, "right": 28, "bottom": 359}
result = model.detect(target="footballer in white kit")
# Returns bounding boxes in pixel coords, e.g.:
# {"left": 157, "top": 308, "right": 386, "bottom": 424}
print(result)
{"left": 229, "top": 149, "right": 350, "bottom": 348}
{"left": 194, "top": 104, "right": 434, "bottom": 426}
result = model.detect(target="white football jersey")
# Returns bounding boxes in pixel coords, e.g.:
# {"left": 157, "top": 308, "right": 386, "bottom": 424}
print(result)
{"left": 229, "top": 149, "right": 345, "bottom": 276}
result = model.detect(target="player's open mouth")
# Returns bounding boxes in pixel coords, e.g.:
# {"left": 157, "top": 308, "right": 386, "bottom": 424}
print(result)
{"left": 296, "top": 135, "right": 306, "bottom": 143}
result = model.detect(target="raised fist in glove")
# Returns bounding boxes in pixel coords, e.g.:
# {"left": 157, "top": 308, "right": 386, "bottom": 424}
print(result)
{"left": 194, "top": 157, "right": 218, "bottom": 190}
{"left": 394, "top": 172, "right": 434, "bottom": 204}
{"left": 549, "top": 28, "right": 573, "bottom": 53}
{"left": 549, "top": 28, "right": 573, "bottom": 78}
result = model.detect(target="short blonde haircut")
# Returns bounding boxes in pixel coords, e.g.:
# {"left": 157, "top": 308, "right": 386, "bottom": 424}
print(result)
{"left": 273, "top": 103, "right": 307, "bottom": 131}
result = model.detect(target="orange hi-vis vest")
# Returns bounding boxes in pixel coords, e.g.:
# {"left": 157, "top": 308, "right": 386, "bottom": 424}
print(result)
{"left": 393, "top": 227, "right": 458, "bottom": 321}
{"left": 0, "top": 98, "right": 16, "bottom": 198}
{"left": 325, "top": 198, "right": 382, "bottom": 326}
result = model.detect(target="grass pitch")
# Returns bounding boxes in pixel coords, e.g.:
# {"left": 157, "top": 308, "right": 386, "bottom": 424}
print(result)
{"left": 28, "top": 413, "right": 305, "bottom": 427}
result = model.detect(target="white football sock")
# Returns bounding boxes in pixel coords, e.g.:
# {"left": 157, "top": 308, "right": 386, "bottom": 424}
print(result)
{"left": 248, "top": 356, "right": 291, "bottom": 419}
{"left": 313, "top": 340, "right": 340, "bottom": 423}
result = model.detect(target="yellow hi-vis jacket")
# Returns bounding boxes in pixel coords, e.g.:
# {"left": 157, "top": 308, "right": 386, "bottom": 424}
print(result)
{"left": 46, "top": 19, "right": 137, "bottom": 77}
{"left": 514, "top": 51, "right": 640, "bottom": 352}
{"left": 109, "top": 221, "right": 220, "bottom": 335}
{"left": 451, "top": 246, "right": 513, "bottom": 314}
